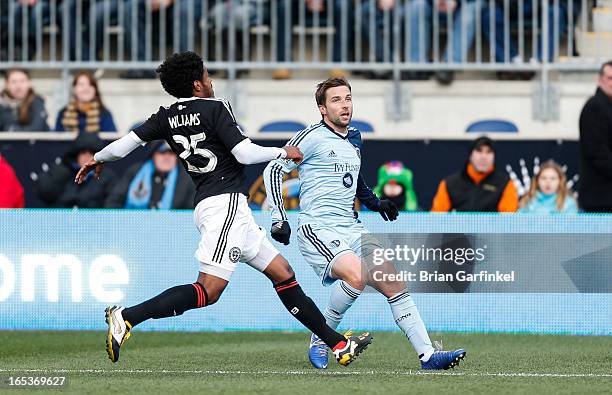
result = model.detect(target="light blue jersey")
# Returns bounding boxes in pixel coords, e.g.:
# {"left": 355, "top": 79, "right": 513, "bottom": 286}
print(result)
{"left": 263, "top": 121, "right": 362, "bottom": 228}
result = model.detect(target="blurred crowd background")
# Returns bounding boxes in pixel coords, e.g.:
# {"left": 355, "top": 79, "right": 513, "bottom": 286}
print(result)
{"left": 0, "top": 0, "right": 611, "bottom": 214}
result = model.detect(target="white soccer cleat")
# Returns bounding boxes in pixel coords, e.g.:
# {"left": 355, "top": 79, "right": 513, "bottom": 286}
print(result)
{"left": 105, "top": 305, "right": 132, "bottom": 363}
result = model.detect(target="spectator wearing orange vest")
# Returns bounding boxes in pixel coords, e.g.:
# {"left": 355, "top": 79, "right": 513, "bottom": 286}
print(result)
{"left": 431, "top": 136, "right": 518, "bottom": 212}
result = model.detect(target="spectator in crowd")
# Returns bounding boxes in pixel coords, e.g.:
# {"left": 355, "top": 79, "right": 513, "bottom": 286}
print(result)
{"left": 408, "top": 0, "right": 482, "bottom": 84}
{"left": 55, "top": 71, "right": 117, "bottom": 133}
{"left": 482, "top": 0, "right": 580, "bottom": 80}
{"left": 373, "top": 161, "right": 418, "bottom": 211}
{"left": 33, "top": 133, "right": 115, "bottom": 208}
{"left": 3, "top": 0, "right": 52, "bottom": 61}
{"left": 519, "top": 160, "right": 578, "bottom": 213}
{"left": 0, "top": 68, "right": 50, "bottom": 131}
{"left": 579, "top": 60, "right": 612, "bottom": 213}
{"left": 121, "top": 0, "right": 215, "bottom": 79}
{"left": 195, "top": 0, "right": 268, "bottom": 77}
{"left": 359, "top": 0, "right": 400, "bottom": 79}
{"left": 105, "top": 141, "right": 195, "bottom": 209}
{"left": 0, "top": 1, "right": 7, "bottom": 60}
{"left": 0, "top": 152, "right": 25, "bottom": 208}
{"left": 61, "top": 0, "right": 127, "bottom": 61}
{"left": 431, "top": 136, "right": 518, "bottom": 212}
{"left": 273, "top": 0, "right": 351, "bottom": 79}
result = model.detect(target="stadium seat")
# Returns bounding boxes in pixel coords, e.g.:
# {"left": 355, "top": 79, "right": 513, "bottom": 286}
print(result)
{"left": 260, "top": 121, "right": 307, "bottom": 133}
{"left": 350, "top": 119, "right": 374, "bottom": 132}
{"left": 466, "top": 119, "right": 519, "bottom": 133}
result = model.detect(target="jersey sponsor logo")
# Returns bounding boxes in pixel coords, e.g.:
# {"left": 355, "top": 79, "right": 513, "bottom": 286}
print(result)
{"left": 228, "top": 247, "right": 241, "bottom": 263}
{"left": 290, "top": 307, "right": 299, "bottom": 315}
{"left": 343, "top": 172, "right": 353, "bottom": 188}
{"left": 334, "top": 163, "right": 360, "bottom": 173}
{"left": 329, "top": 240, "right": 341, "bottom": 248}
{"left": 168, "top": 113, "right": 201, "bottom": 129}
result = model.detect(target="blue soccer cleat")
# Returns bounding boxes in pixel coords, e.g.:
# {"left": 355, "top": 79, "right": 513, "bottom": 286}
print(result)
{"left": 308, "top": 333, "right": 329, "bottom": 369}
{"left": 420, "top": 342, "right": 466, "bottom": 370}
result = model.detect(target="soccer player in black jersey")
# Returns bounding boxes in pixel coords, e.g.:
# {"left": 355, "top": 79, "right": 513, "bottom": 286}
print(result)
{"left": 75, "top": 51, "right": 372, "bottom": 366}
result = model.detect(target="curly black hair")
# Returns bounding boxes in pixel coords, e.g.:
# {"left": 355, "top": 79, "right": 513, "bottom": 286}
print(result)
{"left": 156, "top": 51, "right": 204, "bottom": 98}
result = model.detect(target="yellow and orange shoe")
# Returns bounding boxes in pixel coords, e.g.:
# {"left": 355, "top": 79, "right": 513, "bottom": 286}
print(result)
{"left": 332, "top": 331, "right": 373, "bottom": 367}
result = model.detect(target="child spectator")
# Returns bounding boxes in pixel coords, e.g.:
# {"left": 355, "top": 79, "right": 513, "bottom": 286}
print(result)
{"left": 373, "top": 161, "right": 418, "bottom": 211}
{"left": 0, "top": 68, "right": 49, "bottom": 131}
{"left": 519, "top": 160, "right": 578, "bottom": 214}
{"left": 55, "top": 71, "right": 117, "bottom": 133}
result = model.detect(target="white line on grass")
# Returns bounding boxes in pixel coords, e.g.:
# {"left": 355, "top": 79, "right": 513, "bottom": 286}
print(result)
{"left": 0, "top": 369, "right": 610, "bottom": 379}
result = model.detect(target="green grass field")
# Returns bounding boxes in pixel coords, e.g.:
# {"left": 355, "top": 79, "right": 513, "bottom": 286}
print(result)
{"left": 0, "top": 331, "right": 610, "bottom": 394}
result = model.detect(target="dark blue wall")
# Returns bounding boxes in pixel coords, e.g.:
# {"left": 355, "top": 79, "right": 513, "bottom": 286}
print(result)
{"left": 0, "top": 138, "right": 580, "bottom": 209}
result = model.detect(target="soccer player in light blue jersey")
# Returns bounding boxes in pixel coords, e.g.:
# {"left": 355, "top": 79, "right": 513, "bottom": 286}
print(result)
{"left": 263, "top": 78, "right": 466, "bottom": 370}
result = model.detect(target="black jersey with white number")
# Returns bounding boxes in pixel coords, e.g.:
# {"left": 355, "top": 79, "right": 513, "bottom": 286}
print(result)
{"left": 133, "top": 97, "right": 248, "bottom": 206}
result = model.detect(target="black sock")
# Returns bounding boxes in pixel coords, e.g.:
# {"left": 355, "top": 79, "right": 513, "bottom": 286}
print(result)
{"left": 274, "top": 276, "right": 346, "bottom": 350}
{"left": 122, "top": 283, "right": 208, "bottom": 327}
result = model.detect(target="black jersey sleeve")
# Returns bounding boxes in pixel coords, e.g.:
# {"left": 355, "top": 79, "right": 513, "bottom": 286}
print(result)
{"left": 133, "top": 109, "right": 164, "bottom": 143}
{"left": 214, "top": 100, "right": 247, "bottom": 151}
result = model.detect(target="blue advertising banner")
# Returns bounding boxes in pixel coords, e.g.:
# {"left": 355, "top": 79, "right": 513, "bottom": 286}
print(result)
{"left": 0, "top": 210, "right": 610, "bottom": 335}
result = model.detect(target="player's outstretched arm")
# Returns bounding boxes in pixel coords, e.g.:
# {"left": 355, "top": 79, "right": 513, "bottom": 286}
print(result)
{"left": 230, "top": 139, "right": 303, "bottom": 165}
{"left": 75, "top": 131, "right": 143, "bottom": 184}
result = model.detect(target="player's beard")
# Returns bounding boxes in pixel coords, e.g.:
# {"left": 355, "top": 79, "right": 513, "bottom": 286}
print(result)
{"left": 331, "top": 114, "right": 351, "bottom": 129}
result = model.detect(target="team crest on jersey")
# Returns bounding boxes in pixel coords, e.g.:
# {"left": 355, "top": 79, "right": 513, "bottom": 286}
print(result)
{"left": 354, "top": 146, "right": 361, "bottom": 159}
{"left": 343, "top": 172, "right": 353, "bottom": 188}
{"left": 228, "top": 247, "right": 241, "bottom": 263}
{"left": 329, "top": 240, "right": 341, "bottom": 248}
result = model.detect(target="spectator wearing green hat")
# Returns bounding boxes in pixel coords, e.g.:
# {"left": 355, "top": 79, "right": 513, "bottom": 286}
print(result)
{"left": 373, "top": 161, "right": 419, "bottom": 211}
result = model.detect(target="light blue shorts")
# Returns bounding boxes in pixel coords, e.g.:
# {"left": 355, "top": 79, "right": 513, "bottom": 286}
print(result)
{"left": 297, "top": 222, "right": 381, "bottom": 286}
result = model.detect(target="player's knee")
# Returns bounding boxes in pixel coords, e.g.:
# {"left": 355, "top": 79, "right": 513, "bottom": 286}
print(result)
{"left": 204, "top": 288, "right": 222, "bottom": 305}
{"left": 343, "top": 267, "right": 366, "bottom": 290}
{"left": 264, "top": 255, "right": 295, "bottom": 284}
{"left": 195, "top": 280, "right": 224, "bottom": 306}
{"left": 270, "top": 265, "right": 295, "bottom": 285}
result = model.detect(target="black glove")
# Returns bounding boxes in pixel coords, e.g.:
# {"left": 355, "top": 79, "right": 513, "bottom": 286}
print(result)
{"left": 378, "top": 199, "right": 399, "bottom": 221}
{"left": 271, "top": 221, "right": 291, "bottom": 245}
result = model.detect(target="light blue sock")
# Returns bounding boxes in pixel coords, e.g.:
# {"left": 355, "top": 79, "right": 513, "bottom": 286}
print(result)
{"left": 388, "top": 291, "right": 435, "bottom": 361}
{"left": 323, "top": 281, "right": 361, "bottom": 330}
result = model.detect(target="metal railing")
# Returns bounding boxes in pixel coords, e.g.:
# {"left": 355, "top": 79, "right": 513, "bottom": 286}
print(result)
{"left": 0, "top": 0, "right": 609, "bottom": 119}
